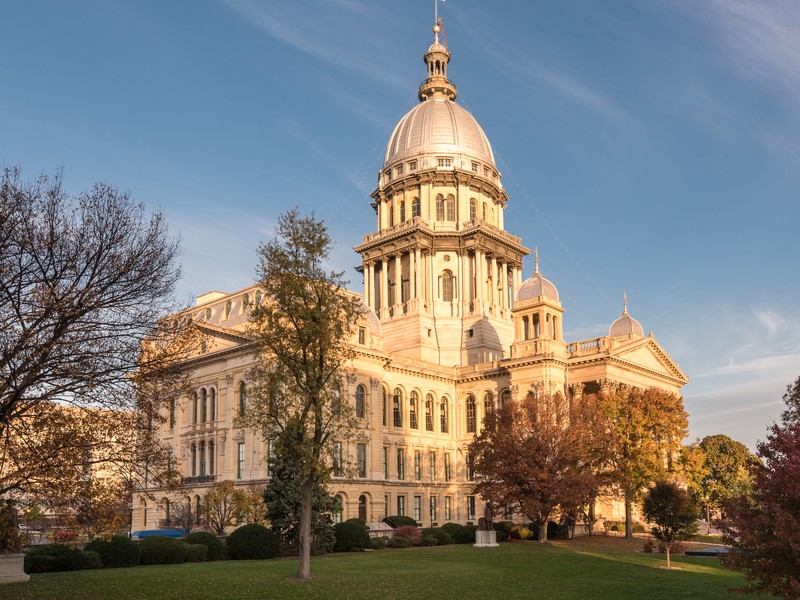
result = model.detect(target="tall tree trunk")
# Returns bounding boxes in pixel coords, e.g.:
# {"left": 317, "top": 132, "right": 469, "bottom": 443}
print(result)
{"left": 706, "top": 504, "right": 711, "bottom": 534}
{"left": 297, "top": 477, "right": 314, "bottom": 580}
{"left": 665, "top": 544, "right": 671, "bottom": 568}
{"left": 587, "top": 496, "right": 596, "bottom": 536}
{"left": 538, "top": 514, "right": 548, "bottom": 542}
{"left": 625, "top": 493, "right": 634, "bottom": 539}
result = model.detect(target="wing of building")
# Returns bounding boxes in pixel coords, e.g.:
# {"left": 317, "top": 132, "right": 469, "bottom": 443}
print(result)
{"left": 132, "top": 21, "right": 688, "bottom": 532}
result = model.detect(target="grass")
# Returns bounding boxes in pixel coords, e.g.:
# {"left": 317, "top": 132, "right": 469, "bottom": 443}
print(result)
{"left": 3, "top": 537, "right": 743, "bottom": 600}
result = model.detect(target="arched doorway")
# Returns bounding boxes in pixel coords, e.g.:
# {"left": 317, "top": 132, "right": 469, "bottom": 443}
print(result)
{"left": 358, "top": 494, "right": 367, "bottom": 521}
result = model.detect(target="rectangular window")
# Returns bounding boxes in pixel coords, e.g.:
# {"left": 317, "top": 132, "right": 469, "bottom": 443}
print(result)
{"left": 413, "top": 496, "right": 421, "bottom": 522}
{"left": 333, "top": 441, "right": 343, "bottom": 477}
{"left": 445, "top": 496, "right": 451, "bottom": 521}
{"left": 199, "top": 445, "right": 206, "bottom": 477}
{"left": 437, "top": 157, "right": 453, "bottom": 167}
{"left": 358, "top": 326, "right": 366, "bottom": 345}
{"left": 397, "top": 495, "right": 405, "bottom": 517}
{"left": 414, "top": 450, "right": 421, "bottom": 481}
{"left": 444, "top": 453, "right": 451, "bottom": 482}
{"left": 504, "top": 504, "right": 514, "bottom": 520}
{"left": 467, "top": 496, "right": 476, "bottom": 521}
{"left": 383, "top": 447, "right": 389, "bottom": 479}
{"left": 409, "top": 160, "right": 418, "bottom": 171}
{"left": 266, "top": 440, "right": 274, "bottom": 478}
{"left": 429, "top": 451, "right": 436, "bottom": 481}
{"left": 384, "top": 494, "right": 389, "bottom": 519}
{"left": 169, "top": 399, "right": 176, "bottom": 429}
{"left": 430, "top": 496, "right": 437, "bottom": 523}
{"left": 396, "top": 165, "right": 404, "bottom": 177}
{"left": 357, "top": 443, "right": 367, "bottom": 478}
{"left": 466, "top": 452, "right": 475, "bottom": 481}
{"left": 397, "top": 448, "right": 405, "bottom": 480}
{"left": 237, "top": 442, "right": 245, "bottom": 479}
{"left": 209, "top": 444, "right": 215, "bottom": 475}
{"left": 382, "top": 390, "right": 387, "bottom": 427}
{"left": 471, "top": 161, "right": 479, "bottom": 172}
{"left": 143, "top": 508, "right": 148, "bottom": 527}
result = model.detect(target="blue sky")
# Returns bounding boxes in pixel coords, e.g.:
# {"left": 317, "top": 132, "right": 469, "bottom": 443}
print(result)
{"left": 3, "top": 1, "right": 799, "bottom": 451}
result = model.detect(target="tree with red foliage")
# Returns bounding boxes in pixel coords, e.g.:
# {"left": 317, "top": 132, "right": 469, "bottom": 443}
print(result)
{"left": 722, "top": 377, "right": 800, "bottom": 599}
{"left": 469, "top": 392, "right": 601, "bottom": 542}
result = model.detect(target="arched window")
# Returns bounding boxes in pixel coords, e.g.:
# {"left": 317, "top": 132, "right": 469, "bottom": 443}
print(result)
{"left": 393, "top": 388, "right": 403, "bottom": 427}
{"left": 201, "top": 389, "right": 207, "bottom": 423}
{"left": 436, "top": 194, "right": 445, "bottom": 221}
{"left": 238, "top": 382, "right": 247, "bottom": 417}
{"left": 445, "top": 194, "right": 455, "bottom": 221}
{"left": 466, "top": 395, "right": 477, "bottom": 433}
{"left": 205, "top": 307, "right": 212, "bottom": 321}
{"left": 442, "top": 270, "right": 454, "bottom": 302}
{"left": 209, "top": 440, "right": 215, "bottom": 475}
{"left": 224, "top": 300, "right": 232, "bottom": 319}
{"left": 484, "top": 392, "right": 494, "bottom": 418}
{"left": 409, "top": 392, "right": 419, "bottom": 429}
{"left": 191, "top": 443, "right": 197, "bottom": 476}
{"left": 255, "top": 290, "right": 262, "bottom": 305}
{"left": 440, "top": 398, "right": 449, "bottom": 433}
{"left": 193, "top": 392, "right": 198, "bottom": 424}
{"left": 331, "top": 383, "right": 342, "bottom": 416}
{"left": 382, "top": 387, "right": 388, "bottom": 427}
{"left": 482, "top": 203, "right": 488, "bottom": 221}
{"left": 399, "top": 200, "right": 406, "bottom": 222}
{"left": 355, "top": 384, "right": 366, "bottom": 419}
{"left": 242, "top": 293, "right": 250, "bottom": 311}
{"left": 334, "top": 495, "right": 344, "bottom": 524}
{"left": 359, "top": 494, "right": 367, "bottom": 521}
{"left": 501, "top": 389, "right": 511, "bottom": 410}
{"left": 210, "top": 388, "right": 216, "bottom": 421}
{"left": 412, "top": 197, "right": 420, "bottom": 218}
{"left": 470, "top": 198, "right": 477, "bottom": 220}
{"left": 425, "top": 394, "right": 434, "bottom": 431}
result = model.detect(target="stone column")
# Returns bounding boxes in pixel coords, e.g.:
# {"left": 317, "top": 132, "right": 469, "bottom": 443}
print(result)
{"left": 491, "top": 256, "right": 498, "bottom": 308}
{"left": 380, "top": 258, "right": 389, "bottom": 317}
{"left": 367, "top": 261, "right": 375, "bottom": 311}
{"left": 501, "top": 261, "right": 509, "bottom": 312}
{"left": 409, "top": 247, "right": 416, "bottom": 306}
{"left": 394, "top": 253, "right": 402, "bottom": 308}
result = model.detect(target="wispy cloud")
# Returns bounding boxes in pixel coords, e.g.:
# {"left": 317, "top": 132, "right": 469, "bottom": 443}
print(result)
{"left": 220, "top": 0, "right": 412, "bottom": 89}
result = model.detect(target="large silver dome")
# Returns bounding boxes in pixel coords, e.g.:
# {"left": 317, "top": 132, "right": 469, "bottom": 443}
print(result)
{"left": 383, "top": 97, "right": 496, "bottom": 169}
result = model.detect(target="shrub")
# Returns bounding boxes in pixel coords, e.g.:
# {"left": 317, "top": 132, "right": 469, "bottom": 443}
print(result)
{"left": 642, "top": 539, "right": 656, "bottom": 553}
{"left": 334, "top": 518, "right": 371, "bottom": 552}
{"left": 370, "top": 536, "right": 387, "bottom": 550}
{"left": 383, "top": 515, "right": 417, "bottom": 528}
{"left": 547, "top": 520, "right": 573, "bottom": 540}
{"left": 82, "top": 549, "right": 103, "bottom": 570}
{"left": 515, "top": 526, "right": 533, "bottom": 540}
{"left": 441, "top": 522, "right": 474, "bottom": 544}
{"left": 603, "top": 520, "right": 645, "bottom": 535}
{"left": 24, "top": 544, "right": 86, "bottom": 573}
{"left": 422, "top": 534, "right": 439, "bottom": 546}
{"left": 186, "top": 544, "right": 209, "bottom": 562}
{"left": 422, "top": 527, "right": 452, "bottom": 546}
{"left": 390, "top": 535, "right": 410, "bottom": 548}
{"left": 394, "top": 525, "right": 422, "bottom": 546}
{"left": 84, "top": 535, "right": 140, "bottom": 568}
{"left": 658, "top": 541, "right": 686, "bottom": 555}
{"left": 226, "top": 524, "right": 280, "bottom": 560}
{"left": 185, "top": 531, "right": 225, "bottom": 561}
{"left": 139, "top": 536, "right": 189, "bottom": 565}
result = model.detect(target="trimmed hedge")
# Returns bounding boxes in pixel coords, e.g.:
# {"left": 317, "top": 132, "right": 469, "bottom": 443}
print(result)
{"left": 24, "top": 544, "right": 87, "bottom": 573}
{"left": 226, "top": 524, "right": 280, "bottom": 560}
{"left": 139, "top": 536, "right": 189, "bottom": 565}
{"left": 389, "top": 535, "right": 410, "bottom": 548}
{"left": 422, "top": 527, "right": 453, "bottom": 546}
{"left": 83, "top": 549, "right": 103, "bottom": 570}
{"left": 186, "top": 543, "right": 209, "bottom": 562}
{"left": 185, "top": 531, "right": 225, "bottom": 561}
{"left": 382, "top": 515, "right": 417, "bottom": 528}
{"left": 334, "top": 518, "right": 371, "bottom": 552}
{"left": 84, "top": 535, "right": 141, "bottom": 568}
{"left": 441, "top": 522, "right": 476, "bottom": 544}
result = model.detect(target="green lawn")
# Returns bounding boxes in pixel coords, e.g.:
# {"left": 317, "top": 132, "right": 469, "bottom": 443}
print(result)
{"left": 4, "top": 537, "right": 743, "bottom": 600}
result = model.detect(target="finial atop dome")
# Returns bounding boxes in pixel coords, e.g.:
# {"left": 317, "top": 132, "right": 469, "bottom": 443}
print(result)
{"left": 534, "top": 248, "right": 540, "bottom": 274}
{"left": 623, "top": 292, "right": 628, "bottom": 315}
{"left": 418, "top": 11, "right": 457, "bottom": 102}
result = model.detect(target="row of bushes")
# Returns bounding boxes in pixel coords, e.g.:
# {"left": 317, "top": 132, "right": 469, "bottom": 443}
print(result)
{"left": 24, "top": 525, "right": 280, "bottom": 573}
{"left": 603, "top": 520, "right": 646, "bottom": 534}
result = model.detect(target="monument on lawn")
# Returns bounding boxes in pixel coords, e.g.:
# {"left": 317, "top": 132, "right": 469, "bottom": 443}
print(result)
{"left": 474, "top": 501, "right": 499, "bottom": 548}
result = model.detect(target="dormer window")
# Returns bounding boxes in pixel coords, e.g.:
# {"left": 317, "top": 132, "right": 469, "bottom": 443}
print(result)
{"left": 437, "top": 157, "right": 453, "bottom": 168}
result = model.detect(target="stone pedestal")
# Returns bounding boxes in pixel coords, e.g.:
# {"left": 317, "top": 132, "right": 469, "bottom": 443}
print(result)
{"left": 0, "top": 553, "right": 30, "bottom": 585}
{"left": 473, "top": 530, "right": 499, "bottom": 547}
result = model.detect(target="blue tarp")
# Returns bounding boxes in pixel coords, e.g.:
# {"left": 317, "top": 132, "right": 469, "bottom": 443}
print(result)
{"left": 130, "top": 529, "right": 185, "bottom": 540}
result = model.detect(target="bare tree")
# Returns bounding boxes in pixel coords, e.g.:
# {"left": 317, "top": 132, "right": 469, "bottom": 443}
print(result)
{"left": 0, "top": 167, "right": 189, "bottom": 508}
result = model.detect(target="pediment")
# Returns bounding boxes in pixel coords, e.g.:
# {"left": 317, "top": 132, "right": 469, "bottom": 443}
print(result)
{"left": 610, "top": 337, "right": 688, "bottom": 382}
{"left": 190, "top": 322, "right": 255, "bottom": 357}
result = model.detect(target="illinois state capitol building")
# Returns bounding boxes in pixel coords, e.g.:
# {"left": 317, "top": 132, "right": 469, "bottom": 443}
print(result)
{"left": 132, "top": 22, "right": 688, "bottom": 532}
